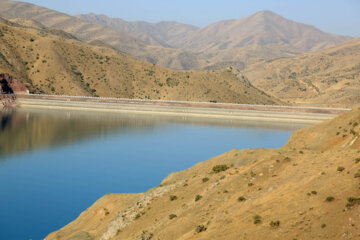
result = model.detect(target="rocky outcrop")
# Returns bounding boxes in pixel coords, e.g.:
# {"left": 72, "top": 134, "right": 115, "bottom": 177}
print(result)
{"left": 0, "top": 94, "right": 16, "bottom": 109}
{"left": 0, "top": 73, "right": 28, "bottom": 94}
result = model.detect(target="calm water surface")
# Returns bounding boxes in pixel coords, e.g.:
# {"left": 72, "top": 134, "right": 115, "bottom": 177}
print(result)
{"left": 0, "top": 108, "right": 308, "bottom": 240}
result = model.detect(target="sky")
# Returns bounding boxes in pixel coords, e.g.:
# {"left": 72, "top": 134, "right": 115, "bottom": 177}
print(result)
{"left": 18, "top": 0, "right": 360, "bottom": 37}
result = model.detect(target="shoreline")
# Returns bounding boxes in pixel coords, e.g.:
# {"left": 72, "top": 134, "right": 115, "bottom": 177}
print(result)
{"left": 16, "top": 96, "right": 347, "bottom": 124}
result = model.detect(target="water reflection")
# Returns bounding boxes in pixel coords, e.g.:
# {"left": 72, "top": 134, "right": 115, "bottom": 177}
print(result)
{"left": 0, "top": 108, "right": 308, "bottom": 159}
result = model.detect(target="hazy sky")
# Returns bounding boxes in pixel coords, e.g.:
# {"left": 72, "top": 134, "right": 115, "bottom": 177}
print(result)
{"left": 19, "top": 0, "right": 360, "bottom": 37}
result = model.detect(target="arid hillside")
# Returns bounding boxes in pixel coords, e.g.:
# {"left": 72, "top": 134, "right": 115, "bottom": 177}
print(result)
{"left": 77, "top": 11, "right": 352, "bottom": 69}
{"left": 0, "top": 0, "right": 206, "bottom": 70}
{"left": 46, "top": 106, "right": 360, "bottom": 240}
{"left": 0, "top": 18, "right": 278, "bottom": 104}
{"left": 243, "top": 38, "right": 360, "bottom": 108}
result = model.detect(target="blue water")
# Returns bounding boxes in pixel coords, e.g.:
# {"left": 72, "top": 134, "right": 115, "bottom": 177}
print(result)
{"left": 0, "top": 109, "right": 306, "bottom": 240}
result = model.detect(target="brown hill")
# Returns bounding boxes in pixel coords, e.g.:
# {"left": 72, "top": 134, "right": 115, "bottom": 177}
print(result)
{"left": 243, "top": 38, "right": 360, "bottom": 108}
{"left": 0, "top": 0, "right": 206, "bottom": 70}
{"left": 46, "top": 103, "right": 360, "bottom": 240}
{"left": 78, "top": 11, "right": 352, "bottom": 69}
{"left": 0, "top": 18, "right": 278, "bottom": 105}
{"left": 170, "top": 11, "right": 351, "bottom": 52}
{"left": 76, "top": 13, "right": 199, "bottom": 48}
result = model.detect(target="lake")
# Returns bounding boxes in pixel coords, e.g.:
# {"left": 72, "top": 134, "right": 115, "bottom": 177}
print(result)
{"left": 0, "top": 108, "right": 308, "bottom": 240}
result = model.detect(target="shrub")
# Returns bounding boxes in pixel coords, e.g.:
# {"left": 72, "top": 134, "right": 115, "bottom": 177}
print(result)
{"left": 325, "top": 196, "right": 335, "bottom": 202}
{"left": 270, "top": 220, "right": 280, "bottom": 227}
{"left": 321, "top": 223, "right": 326, "bottom": 228}
{"left": 166, "top": 78, "right": 179, "bottom": 87}
{"left": 238, "top": 196, "right": 246, "bottom": 202}
{"left": 30, "top": 38, "right": 35, "bottom": 42}
{"left": 311, "top": 191, "right": 317, "bottom": 195}
{"left": 248, "top": 182, "right": 254, "bottom": 187}
{"left": 355, "top": 158, "right": 360, "bottom": 164}
{"left": 195, "top": 195, "right": 202, "bottom": 202}
{"left": 354, "top": 171, "right": 360, "bottom": 178}
{"left": 134, "top": 213, "right": 141, "bottom": 219}
{"left": 337, "top": 166, "right": 345, "bottom": 172}
{"left": 169, "top": 214, "right": 177, "bottom": 220}
{"left": 346, "top": 197, "right": 360, "bottom": 207}
{"left": 212, "top": 165, "right": 229, "bottom": 173}
{"left": 202, "top": 177, "right": 209, "bottom": 183}
{"left": 253, "top": 215, "right": 262, "bottom": 224}
{"left": 195, "top": 225, "right": 207, "bottom": 233}
{"left": 0, "top": 32, "right": 4, "bottom": 37}
{"left": 51, "top": 87, "right": 55, "bottom": 92}
{"left": 170, "top": 195, "right": 178, "bottom": 201}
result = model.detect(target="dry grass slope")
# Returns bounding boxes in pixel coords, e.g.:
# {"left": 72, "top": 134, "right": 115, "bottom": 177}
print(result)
{"left": 46, "top": 106, "right": 360, "bottom": 240}
{"left": 243, "top": 38, "right": 360, "bottom": 108}
{"left": 0, "top": 19, "right": 278, "bottom": 105}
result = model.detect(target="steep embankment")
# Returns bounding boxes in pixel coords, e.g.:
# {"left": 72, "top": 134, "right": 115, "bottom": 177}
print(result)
{"left": 243, "top": 38, "right": 360, "bottom": 108}
{"left": 0, "top": 18, "right": 278, "bottom": 104}
{"left": 47, "top": 107, "right": 360, "bottom": 240}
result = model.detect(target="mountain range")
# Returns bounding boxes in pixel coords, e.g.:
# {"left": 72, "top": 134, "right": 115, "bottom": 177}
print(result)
{"left": 0, "top": 1, "right": 352, "bottom": 70}
{"left": 0, "top": 16, "right": 278, "bottom": 104}
{"left": 77, "top": 10, "right": 352, "bottom": 69}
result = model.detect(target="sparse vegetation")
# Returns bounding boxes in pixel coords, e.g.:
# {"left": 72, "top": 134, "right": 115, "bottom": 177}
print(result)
{"left": 202, "top": 177, "right": 209, "bottom": 183}
{"left": 270, "top": 220, "right": 280, "bottom": 227}
{"left": 170, "top": 195, "right": 178, "bottom": 201}
{"left": 337, "top": 166, "right": 345, "bottom": 172}
{"left": 195, "top": 195, "right": 202, "bottom": 202}
{"left": 321, "top": 223, "right": 327, "bottom": 228}
{"left": 238, "top": 196, "right": 246, "bottom": 202}
{"left": 212, "top": 164, "right": 229, "bottom": 173}
{"left": 325, "top": 196, "right": 335, "bottom": 202}
{"left": 346, "top": 197, "right": 360, "bottom": 207}
{"left": 195, "top": 225, "right": 207, "bottom": 233}
{"left": 253, "top": 215, "right": 262, "bottom": 224}
{"left": 169, "top": 214, "right": 177, "bottom": 220}
{"left": 355, "top": 158, "right": 360, "bottom": 164}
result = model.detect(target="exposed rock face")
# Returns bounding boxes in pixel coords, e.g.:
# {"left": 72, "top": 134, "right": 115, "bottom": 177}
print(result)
{"left": 0, "top": 73, "right": 28, "bottom": 94}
